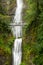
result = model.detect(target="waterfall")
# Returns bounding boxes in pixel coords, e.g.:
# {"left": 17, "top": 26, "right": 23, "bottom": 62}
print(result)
{"left": 13, "top": 38, "right": 22, "bottom": 65}
{"left": 12, "top": 0, "right": 23, "bottom": 65}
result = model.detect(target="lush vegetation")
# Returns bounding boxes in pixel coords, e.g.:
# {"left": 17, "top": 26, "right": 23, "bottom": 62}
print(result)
{"left": 0, "top": 0, "right": 15, "bottom": 65}
{"left": 0, "top": 0, "right": 43, "bottom": 65}
{"left": 22, "top": 0, "right": 43, "bottom": 65}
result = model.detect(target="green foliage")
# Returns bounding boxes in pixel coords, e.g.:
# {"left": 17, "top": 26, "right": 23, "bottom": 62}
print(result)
{"left": 0, "top": 15, "right": 11, "bottom": 34}
{"left": 0, "top": 0, "right": 43, "bottom": 65}
{"left": 23, "top": 0, "right": 43, "bottom": 65}
{"left": 33, "top": 54, "right": 43, "bottom": 65}
{"left": 0, "top": 0, "right": 15, "bottom": 65}
{"left": 23, "top": 0, "right": 37, "bottom": 25}
{"left": 20, "top": 62, "right": 26, "bottom": 65}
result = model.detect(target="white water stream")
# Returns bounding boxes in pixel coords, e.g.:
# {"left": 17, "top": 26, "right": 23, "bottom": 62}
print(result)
{"left": 12, "top": 0, "right": 23, "bottom": 65}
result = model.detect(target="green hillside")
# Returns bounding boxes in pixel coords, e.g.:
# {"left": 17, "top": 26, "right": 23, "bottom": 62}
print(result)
{"left": 0, "top": 0, "right": 43, "bottom": 65}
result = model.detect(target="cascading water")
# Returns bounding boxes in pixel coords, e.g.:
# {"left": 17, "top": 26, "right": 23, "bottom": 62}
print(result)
{"left": 12, "top": 0, "right": 23, "bottom": 65}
